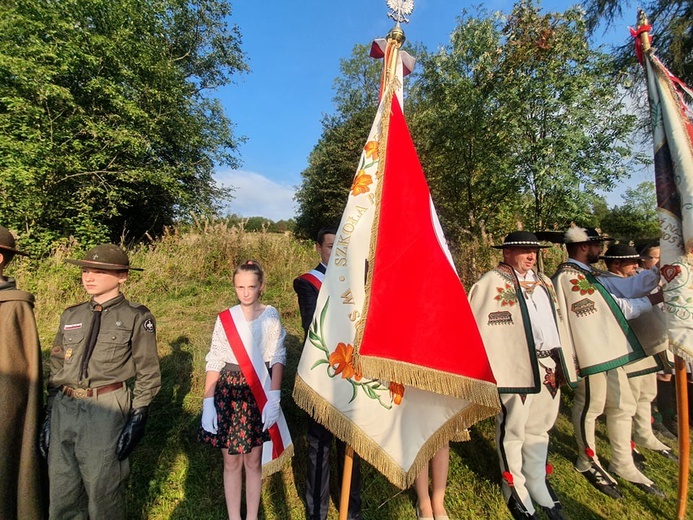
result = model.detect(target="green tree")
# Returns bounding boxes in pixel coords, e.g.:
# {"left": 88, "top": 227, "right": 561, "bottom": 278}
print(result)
{"left": 585, "top": 0, "right": 692, "bottom": 84}
{"left": 600, "top": 181, "right": 660, "bottom": 240}
{"left": 499, "top": 1, "right": 643, "bottom": 230}
{"left": 294, "top": 44, "right": 380, "bottom": 239}
{"left": 408, "top": 13, "right": 521, "bottom": 243}
{"left": 0, "top": 0, "right": 247, "bottom": 252}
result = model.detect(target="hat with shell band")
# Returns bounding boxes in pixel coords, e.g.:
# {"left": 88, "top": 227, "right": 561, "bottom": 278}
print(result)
{"left": 600, "top": 243, "right": 641, "bottom": 261}
{"left": 0, "top": 226, "right": 29, "bottom": 257}
{"left": 491, "top": 230, "right": 551, "bottom": 249}
{"left": 563, "top": 225, "right": 614, "bottom": 244}
{"left": 65, "top": 244, "right": 143, "bottom": 271}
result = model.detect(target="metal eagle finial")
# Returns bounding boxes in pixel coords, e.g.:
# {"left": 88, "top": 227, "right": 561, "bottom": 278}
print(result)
{"left": 386, "top": 0, "right": 414, "bottom": 25}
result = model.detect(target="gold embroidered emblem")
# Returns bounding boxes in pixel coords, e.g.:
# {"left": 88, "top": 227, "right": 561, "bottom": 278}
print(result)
{"left": 65, "top": 348, "right": 74, "bottom": 362}
{"left": 571, "top": 298, "right": 596, "bottom": 317}
{"left": 488, "top": 310, "right": 513, "bottom": 326}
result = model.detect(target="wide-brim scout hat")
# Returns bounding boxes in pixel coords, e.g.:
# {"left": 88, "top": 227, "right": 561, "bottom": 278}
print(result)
{"left": 65, "top": 244, "right": 143, "bottom": 271}
{"left": 563, "top": 226, "right": 614, "bottom": 244}
{"left": 600, "top": 243, "right": 641, "bottom": 261}
{"left": 0, "top": 226, "right": 30, "bottom": 256}
{"left": 492, "top": 231, "right": 550, "bottom": 249}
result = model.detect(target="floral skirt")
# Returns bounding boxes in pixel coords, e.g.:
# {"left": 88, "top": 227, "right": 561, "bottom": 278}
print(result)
{"left": 198, "top": 369, "right": 270, "bottom": 454}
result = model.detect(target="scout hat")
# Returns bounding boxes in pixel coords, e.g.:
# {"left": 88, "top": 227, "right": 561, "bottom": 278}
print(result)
{"left": 563, "top": 225, "right": 614, "bottom": 244}
{"left": 65, "top": 244, "right": 143, "bottom": 271}
{"left": 600, "top": 243, "right": 641, "bottom": 261}
{"left": 0, "top": 226, "right": 29, "bottom": 256}
{"left": 492, "top": 230, "right": 550, "bottom": 249}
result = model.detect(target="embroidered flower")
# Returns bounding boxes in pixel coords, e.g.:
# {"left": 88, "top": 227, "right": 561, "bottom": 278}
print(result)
{"left": 570, "top": 275, "right": 595, "bottom": 295}
{"left": 543, "top": 368, "right": 556, "bottom": 389}
{"left": 494, "top": 283, "right": 517, "bottom": 307}
{"left": 585, "top": 447, "right": 595, "bottom": 458}
{"left": 364, "top": 140, "right": 378, "bottom": 160}
{"left": 350, "top": 169, "right": 373, "bottom": 196}
{"left": 502, "top": 471, "right": 514, "bottom": 486}
{"left": 389, "top": 382, "right": 405, "bottom": 405}
{"left": 311, "top": 298, "right": 391, "bottom": 408}
{"left": 329, "top": 342, "right": 361, "bottom": 380}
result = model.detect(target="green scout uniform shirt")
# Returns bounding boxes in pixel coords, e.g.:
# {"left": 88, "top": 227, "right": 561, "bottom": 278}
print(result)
{"left": 48, "top": 293, "right": 161, "bottom": 409}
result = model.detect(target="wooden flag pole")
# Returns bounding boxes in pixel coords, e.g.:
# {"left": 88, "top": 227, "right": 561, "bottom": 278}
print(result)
{"left": 675, "top": 355, "right": 690, "bottom": 520}
{"left": 338, "top": 445, "right": 355, "bottom": 520}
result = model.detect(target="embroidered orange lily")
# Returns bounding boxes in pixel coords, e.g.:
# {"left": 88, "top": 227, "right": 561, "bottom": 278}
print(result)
{"left": 350, "top": 169, "right": 373, "bottom": 196}
{"left": 329, "top": 342, "right": 361, "bottom": 380}
{"left": 389, "top": 382, "right": 405, "bottom": 405}
{"left": 364, "top": 140, "right": 378, "bottom": 160}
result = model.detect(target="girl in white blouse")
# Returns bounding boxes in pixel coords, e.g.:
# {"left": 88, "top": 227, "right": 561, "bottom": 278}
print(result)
{"left": 199, "top": 260, "right": 286, "bottom": 520}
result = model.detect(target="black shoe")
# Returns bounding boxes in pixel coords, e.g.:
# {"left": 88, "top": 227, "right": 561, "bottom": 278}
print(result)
{"left": 655, "top": 448, "right": 678, "bottom": 462}
{"left": 662, "top": 415, "right": 679, "bottom": 438}
{"left": 578, "top": 466, "right": 623, "bottom": 499}
{"left": 507, "top": 495, "right": 538, "bottom": 519}
{"left": 544, "top": 480, "right": 561, "bottom": 507}
{"left": 632, "top": 448, "right": 646, "bottom": 470}
{"left": 631, "top": 481, "right": 666, "bottom": 498}
{"left": 540, "top": 505, "right": 565, "bottom": 520}
{"left": 652, "top": 420, "right": 677, "bottom": 440}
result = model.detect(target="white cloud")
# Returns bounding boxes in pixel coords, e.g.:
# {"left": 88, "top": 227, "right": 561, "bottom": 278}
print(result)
{"left": 214, "top": 170, "right": 297, "bottom": 221}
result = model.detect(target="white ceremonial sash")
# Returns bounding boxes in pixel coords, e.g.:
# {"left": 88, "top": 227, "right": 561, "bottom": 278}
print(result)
{"left": 219, "top": 306, "right": 293, "bottom": 476}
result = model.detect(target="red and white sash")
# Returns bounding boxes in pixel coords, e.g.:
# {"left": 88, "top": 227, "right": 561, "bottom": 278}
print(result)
{"left": 218, "top": 306, "right": 293, "bottom": 476}
{"left": 299, "top": 268, "right": 324, "bottom": 291}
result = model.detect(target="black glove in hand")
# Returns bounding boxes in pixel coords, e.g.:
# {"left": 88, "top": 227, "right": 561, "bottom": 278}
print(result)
{"left": 116, "top": 406, "right": 149, "bottom": 461}
{"left": 39, "top": 407, "right": 51, "bottom": 460}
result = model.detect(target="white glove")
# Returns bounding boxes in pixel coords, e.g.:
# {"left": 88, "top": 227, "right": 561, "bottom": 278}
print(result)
{"left": 262, "top": 390, "right": 281, "bottom": 431}
{"left": 201, "top": 397, "right": 218, "bottom": 434}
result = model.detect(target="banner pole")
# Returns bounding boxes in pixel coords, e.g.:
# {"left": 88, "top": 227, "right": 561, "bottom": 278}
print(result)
{"left": 338, "top": 445, "right": 355, "bottom": 520}
{"left": 675, "top": 355, "right": 690, "bottom": 520}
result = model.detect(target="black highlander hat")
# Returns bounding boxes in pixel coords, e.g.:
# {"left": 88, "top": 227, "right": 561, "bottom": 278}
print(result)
{"left": 492, "top": 231, "right": 551, "bottom": 249}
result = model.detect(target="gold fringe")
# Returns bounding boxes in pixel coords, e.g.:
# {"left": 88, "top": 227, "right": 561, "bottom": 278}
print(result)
{"left": 354, "top": 78, "right": 396, "bottom": 353}
{"left": 451, "top": 428, "right": 471, "bottom": 443}
{"left": 293, "top": 375, "right": 498, "bottom": 489}
{"left": 261, "top": 442, "right": 294, "bottom": 479}
{"left": 354, "top": 356, "right": 501, "bottom": 409}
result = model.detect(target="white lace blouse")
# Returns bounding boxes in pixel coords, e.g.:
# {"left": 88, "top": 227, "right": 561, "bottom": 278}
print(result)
{"left": 205, "top": 305, "right": 287, "bottom": 372}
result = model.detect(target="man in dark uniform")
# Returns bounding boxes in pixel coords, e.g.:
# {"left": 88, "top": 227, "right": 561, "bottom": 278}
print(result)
{"left": 294, "top": 227, "right": 362, "bottom": 520}
{"left": 41, "top": 244, "right": 161, "bottom": 520}
{"left": 0, "top": 226, "right": 45, "bottom": 520}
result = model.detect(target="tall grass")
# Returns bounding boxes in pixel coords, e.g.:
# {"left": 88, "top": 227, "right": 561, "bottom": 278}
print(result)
{"left": 9, "top": 221, "right": 689, "bottom": 519}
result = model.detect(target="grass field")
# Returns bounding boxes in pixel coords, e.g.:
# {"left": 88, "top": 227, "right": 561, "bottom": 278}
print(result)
{"left": 11, "top": 222, "right": 691, "bottom": 519}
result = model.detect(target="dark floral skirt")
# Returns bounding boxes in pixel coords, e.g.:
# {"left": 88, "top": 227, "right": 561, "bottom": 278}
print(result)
{"left": 198, "top": 369, "right": 270, "bottom": 454}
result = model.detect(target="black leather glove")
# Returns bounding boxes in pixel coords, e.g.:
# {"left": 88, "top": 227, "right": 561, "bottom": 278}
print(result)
{"left": 116, "top": 406, "right": 149, "bottom": 461}
{"left": 39, "top": 407, "right": 51, "bottom": 460}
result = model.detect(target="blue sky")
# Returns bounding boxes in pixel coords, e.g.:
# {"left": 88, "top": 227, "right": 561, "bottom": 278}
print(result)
{"left": 214, "top": 0, "right": 647, "bottom": 221}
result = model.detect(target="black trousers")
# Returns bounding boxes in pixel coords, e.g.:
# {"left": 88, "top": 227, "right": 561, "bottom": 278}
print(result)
{"left": 305, "top": 417, "right": 362, "bottom": 520}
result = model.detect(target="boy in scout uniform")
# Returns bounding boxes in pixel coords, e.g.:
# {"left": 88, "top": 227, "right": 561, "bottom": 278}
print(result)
{"left": 41, "top": 244, "right": 161, "bottom": 519}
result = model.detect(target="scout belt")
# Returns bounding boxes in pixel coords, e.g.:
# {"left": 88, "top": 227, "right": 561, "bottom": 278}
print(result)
{"left": 60, "top": 382, "right": 125, "bottom": 399}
